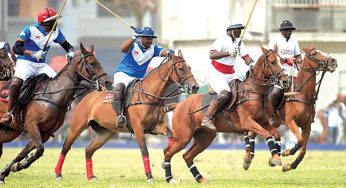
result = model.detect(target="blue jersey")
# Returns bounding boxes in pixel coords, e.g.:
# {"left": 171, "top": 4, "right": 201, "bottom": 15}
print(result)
{"left": 17, "top": 23, "right": 66, "bottom": 63}
{"left": 115, "top": 41, "right": 164, "bottom": 78}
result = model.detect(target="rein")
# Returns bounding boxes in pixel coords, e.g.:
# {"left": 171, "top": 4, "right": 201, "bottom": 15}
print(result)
{"left": 0, "top": 49, "right": 15, "bottom": 79}
{"left": 33, "top": 53, "right": 105, "bottom": 110}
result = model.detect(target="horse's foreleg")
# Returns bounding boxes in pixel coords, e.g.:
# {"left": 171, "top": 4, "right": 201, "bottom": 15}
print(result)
{"left": 244, "top": 119, "right": 281, "bottom": 166}
{"left": 183, "top": 130, "right": 216, "bottom": 183}
{"left": 282, "top": 119, "right": 303, "bottom": 157}
{"left": 283, "top": 125, "right": 310, "bottom": 172}
{"left": 163, "top": 130, "right": 193, "bottom": 183}
{"left": 0, "top": 143, "right": 2, "bottom": 159}
{"left": 55, "top": 121, "right": 89, "bottom": 180}
{"left": 243, "top": 132, "right": 256, "bottom": 170}
{"left": 84, "top": 127, "right": 114, "bottom": 180}
{"left": 0, "top": 141, "right": 35, "bottom": 183}
{"left": 133, "top": 127, "right": 153, "bottom": 183}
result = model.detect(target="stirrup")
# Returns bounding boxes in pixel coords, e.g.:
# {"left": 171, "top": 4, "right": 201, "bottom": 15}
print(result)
{"left": 116, "top": 115, "right": 127, "bottom": 128}
{"left": 201, "top": 115, "right": 216, "bottom": 131}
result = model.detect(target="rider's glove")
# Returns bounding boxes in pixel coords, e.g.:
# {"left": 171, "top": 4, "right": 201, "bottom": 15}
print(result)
{"left": 132, "top": 27, "right": 142, "bottom": 40}
{"left": 168, "top": 48, "right": 175, "bottom": 55}
{"left": 31, "top": 50, "right": 47, "bottom": 61}
{"left": 228, "top": 47, "right": 237, "bottom": 57}
{"left": 66, "top": 50, "right": 75, "bottom": 62}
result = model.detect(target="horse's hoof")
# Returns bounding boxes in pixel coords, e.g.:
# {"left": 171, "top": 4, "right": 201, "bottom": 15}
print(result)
{"left": 88, "top": 176, "right": 97, "bottom": 181}
{"left": 55, "top": 174, "right": 63, "bottom": 181}
{"left": 197, "top": 177, "right": 208, "bottom": 183}
{"left": 168, "top": 178, "right": 179, "bottom": 184}
{"left": 268, "top": 157, "right": 275, "bottom": 167}
{"left": 147, "top": 178, "right": 154, "bottom": 183}
{"left": 10, "top": 163, "right": 18, "bottom": 172}
{"left": 282, "top": 164, "right": 291, "bottom": 172}
{"left": 270, "top": 158, "right": 282, "bottom": 166}
{"left": 243, "top": 156, "right": 252, "bottom": 170}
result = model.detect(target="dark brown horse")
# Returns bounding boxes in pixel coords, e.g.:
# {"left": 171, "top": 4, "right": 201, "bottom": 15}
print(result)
{"left": 162, "top": 47, "right": 289, "bottom": 183}
{"left": 0, "top": 43, "right": 111, "bottom": 184}
{"left": 54, "top": 50, "right": 199, "bottom": 182}
{"left": 0, "top": 46, "right": 15, "bottom": 80}
{"left": 242, "top": 47, "right": 337, "bottom": 172}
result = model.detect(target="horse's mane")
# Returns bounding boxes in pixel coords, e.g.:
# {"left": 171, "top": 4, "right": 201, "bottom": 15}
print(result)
{"left": 141, "top": 55, "right": 173, "bottom": 80}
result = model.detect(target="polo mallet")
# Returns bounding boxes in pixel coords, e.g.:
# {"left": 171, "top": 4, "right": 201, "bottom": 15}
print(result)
{"left": 95, "top": 0, "right": 136, "bottom": 31}
{"left": 42, "top": 0, "right": 69, "bottom": 51}
{"left": 238, "top": 0, "right": 258, "bottom": 47}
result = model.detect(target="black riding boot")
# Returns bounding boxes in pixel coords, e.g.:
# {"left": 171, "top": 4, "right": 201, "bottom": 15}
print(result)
{"left": 0, "top": 77, "right": 23, "bottom": 127}
{"left": 201, "top": 90, "right": 231, "bottom": 131}
{"left": 114, "top": 83, "right": 126, "bottom": 128}
{"left": 269, "top": 86, "right": 284, "bottom": 111}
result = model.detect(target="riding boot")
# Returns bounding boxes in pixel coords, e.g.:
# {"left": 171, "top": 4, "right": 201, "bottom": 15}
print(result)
{"left": 113, "top": 83, "right": 126, "bottom": 128}
{"left": 269, "top": 86, "right": 284, "bottom": 111}
{"left": 201, "top": 90, "right": 231, "bottom": 131}
{"left": 0, "top": 77, "right": 23, "bottom": 127}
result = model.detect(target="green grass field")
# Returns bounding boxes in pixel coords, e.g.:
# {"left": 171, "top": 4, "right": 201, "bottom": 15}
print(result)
{"left": 0, "top": 148, "right": 345, "bottom": 188}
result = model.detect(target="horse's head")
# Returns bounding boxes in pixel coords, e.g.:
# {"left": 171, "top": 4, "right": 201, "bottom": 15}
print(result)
{"left": 168, "top": 50, "right": 199, "bottom": 94}
{"left": 0, "top": 47, "right": 15, "bottom": 79}
{"left": 253, "top": 46, "right": 289, "bottom": 89}
{"left": 303, "top": 47, "right": 337, "bottom": 73}
{"left": 70, "top": 43, "right": 112, "bottom": 90}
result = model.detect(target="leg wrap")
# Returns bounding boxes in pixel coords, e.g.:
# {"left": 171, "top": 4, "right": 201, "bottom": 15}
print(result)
{"left": 163, "top": 160, "right": 173, "bottom": 182}
{"left": 275, "top": 138, "right": 282, "bottom": 156}
{"left": 266, "top": 137, "right": 278, "bottom": 155}
{"left": 142, "top": 156, "right": 151, "bottom": 175}
{"left": 244, "top": 135, "right": 250, "bottom": 149}
{"left": 187, "top": 162, "right": 202, "bottom": 182}
{"left": 250, "top": 138, "right": 255, "bottom": 157}
{"left": 291, "top": 155, "right": 304, "bottom": 169}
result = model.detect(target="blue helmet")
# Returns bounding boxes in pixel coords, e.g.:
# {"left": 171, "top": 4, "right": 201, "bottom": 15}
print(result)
{"left": 140, "top": 27, "right": 157, "bottom": 38}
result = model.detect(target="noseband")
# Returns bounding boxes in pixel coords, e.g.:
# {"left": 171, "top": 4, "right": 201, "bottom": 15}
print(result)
{"left": 303, "top": 49, "right": 334, "bottom": 72}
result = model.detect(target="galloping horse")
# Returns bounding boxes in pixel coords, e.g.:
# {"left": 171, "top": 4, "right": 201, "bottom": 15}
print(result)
{"left": 54, "top": 51, "right": 199, "bottom": 182}
{"left": 162, "top": 47, "right": 289, "bottom": 183}
{"left": 0, "top": 43, "right": 111, "bottom": 183}
{"left": 242, "top": 47, "right": 337, "bottom": 172}
{"left": 0, "top": 45, "right": 15, "bottom": 80}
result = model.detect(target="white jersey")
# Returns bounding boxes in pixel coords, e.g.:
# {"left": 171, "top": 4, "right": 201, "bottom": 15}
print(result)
{"left": 207, "top": 34, "right": 249, "bottom": 94}
{"left": 268, "top": 35, "right": 301, "bottom": 76}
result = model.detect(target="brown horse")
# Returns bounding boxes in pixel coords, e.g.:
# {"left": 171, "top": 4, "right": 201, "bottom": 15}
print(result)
{"left": 0, "top": 46, "right": 15, "bottom": 80}
{"left": 0, "top": 43, "right": 111, "bottom": 184}
{"left": 242, "top": 47, "right": 337, "bottom": 172}
{"left": 162, "top": 47, "right": 289, "bottom": 183}
{"left": 54, "top": 50, "right": 199, "bottom": 182}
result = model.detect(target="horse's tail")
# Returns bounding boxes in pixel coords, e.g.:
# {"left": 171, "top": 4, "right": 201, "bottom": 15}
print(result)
{"left": 162, "top": 103, "right": 177, "bottom": 113}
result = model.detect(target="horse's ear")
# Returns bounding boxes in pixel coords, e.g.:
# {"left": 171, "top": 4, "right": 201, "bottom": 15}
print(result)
{"left": 178, "top": 50, "right": 183, "bottom": 59}
{"left": 80, "top": 43, "right": 87, "bottom": 54}
{"left": 261, "top": 46, "right": 268, "bottom": 53}
{"left": 89, "top": 45, "right": 94, "bottom": 54}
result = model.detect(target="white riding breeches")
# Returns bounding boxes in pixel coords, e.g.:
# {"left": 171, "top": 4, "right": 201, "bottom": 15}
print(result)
{"left": 207, "top": 66, "right": 234, "bottom": 95}
{"left": 113, "top": 71, "right": 136, "bottom": 88}
{"left": 14, "top": 59, "right": 57, "bottom": 81}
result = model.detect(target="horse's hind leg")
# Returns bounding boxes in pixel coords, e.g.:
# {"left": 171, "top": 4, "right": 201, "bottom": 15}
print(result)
{"left": 0, "top": 143, "right": 2, "bottom": 159}
{"left": 0, "top": 141, "right": 35, "bottom": 183}
{"left": 283, "top": 125, "right": 311, "bottom": 172}
{"left": 85, "top": 125, "right": 114, "bottom": 180}
{"left": 183, "top": 130, "right": 216, "bottom": 183}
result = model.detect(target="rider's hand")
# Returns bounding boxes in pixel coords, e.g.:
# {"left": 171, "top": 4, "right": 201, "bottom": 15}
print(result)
{"left": 31, "top": 50, "right": 47, "bottom": 61}
{"left": 228, "top": 47, "right": 237, "bottom": 57}
{"left": 168, "top": 48, "right": 175, "bottom": 55}
{"left": 132, "top": 27, "right": 142, "bottom": 40}
{"left": 66, "top": 50, "right": 75, "bottom": 62}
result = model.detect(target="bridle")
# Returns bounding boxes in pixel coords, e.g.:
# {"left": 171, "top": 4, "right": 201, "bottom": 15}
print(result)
{"left": 248, "top": 50, "right": 287, "bottom": 88}
{"left": 301, "top": 49, "right": 334, "bottom": 72}
{"left": 0, "top": 49, "right": 15, "bottom": 79}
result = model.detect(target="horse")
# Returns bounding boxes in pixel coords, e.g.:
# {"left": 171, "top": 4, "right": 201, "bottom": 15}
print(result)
{"left": 242, "top": 47, "right": 337, "bottom": 172}
{"left": 54, "top": 50, "right": 199, "bottom": 182}
{"left": 162, "top": 46, "right": 289, "bottom": 183}
{"left": 0, "top": 43, "right": 111, "bottom": 184}
{"left": 0, "top": 45, "right": 15, "bottom": 80}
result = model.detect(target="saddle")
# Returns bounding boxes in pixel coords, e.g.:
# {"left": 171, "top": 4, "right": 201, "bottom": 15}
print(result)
{"left": 200, "top": 79, "right": 240, "bottom": 131}
{"left": 0, "top": 74, "right": 49, "bottom": 106}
